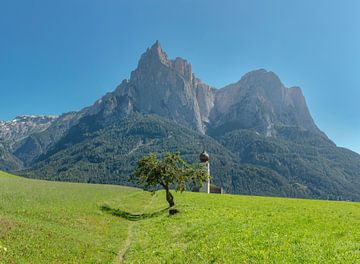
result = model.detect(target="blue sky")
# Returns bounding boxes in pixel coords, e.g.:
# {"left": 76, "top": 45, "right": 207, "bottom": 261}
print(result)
{"left": 0, "top": 0, "right": 359, "bottom": 153}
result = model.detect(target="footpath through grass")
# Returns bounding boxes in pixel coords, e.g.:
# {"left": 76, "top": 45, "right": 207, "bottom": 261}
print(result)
{"left": 0, "top": 171, "right": 153, "bottom": 263}
{"left": 0, "top": 171, "right": 360, "bottom": 263}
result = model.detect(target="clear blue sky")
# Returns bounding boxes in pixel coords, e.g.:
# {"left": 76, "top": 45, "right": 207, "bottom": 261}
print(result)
{"left": 1, "top": 0, "right": 359, "bottom": 154}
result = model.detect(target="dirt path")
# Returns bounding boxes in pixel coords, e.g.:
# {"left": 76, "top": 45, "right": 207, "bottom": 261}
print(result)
{"left": 116, "top": 221, "right": 135, "bottom": 263}
{"left": 115, "top": 194, "right": 157, "bottom": 263}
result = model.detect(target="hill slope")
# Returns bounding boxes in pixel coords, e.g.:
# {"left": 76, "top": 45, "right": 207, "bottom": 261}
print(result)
{"left": 0, "top": 142, "right": 22, "bottom": 171}
{"left": 0, "top": 172, "right": 359, "bottom": 263}
{"left": 1, "top": 41, "right": 360, "bottom": 201}
{"left": 217, "top": 129, "right": 360, "bottom": 201}
{"left": 20, "top": 113, "right": 360, "bottom": 201}
{"left": 22, "top": 114, "right": 291, "bottom": 197}
{"left": 0, "top": 171, "right": 149, "bottom": 263}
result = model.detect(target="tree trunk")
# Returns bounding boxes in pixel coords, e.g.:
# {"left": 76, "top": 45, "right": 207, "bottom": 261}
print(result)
{"left": 165, "top": 188, "right": 175, "bottom": 207}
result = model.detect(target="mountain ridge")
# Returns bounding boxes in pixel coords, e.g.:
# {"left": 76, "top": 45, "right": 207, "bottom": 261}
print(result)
{"left": 0, "top": 115, "right": 58, "bottom": 142}
{"left": 70, "top": 41, "right": 322, "bottom": 138}
{"left": 0, "top": 41, "right": 359, "bottom": 201}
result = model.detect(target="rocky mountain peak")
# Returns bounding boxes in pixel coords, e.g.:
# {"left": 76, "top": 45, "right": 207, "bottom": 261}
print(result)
{"left": 0, "top": 115, "right": 58, "bottom": 142}
{"left": 239, "top": 69, "right": 284, "bottom": 95}
{"left": 133, "top": 41, "right": 193, "bottom": 83}
{"left": 107, "top": 41, "right": 215, "bottom": 134}
{"left": 3, "top": 41, "right": 359, "bottom": 204}
{"left": 208, "top": 68, "right": 322, "bottom": 136}
{"left": 241, "top": 69, "right": 280, "bottom": 81}
{"left": 76, "top": 42, "right": 322, "bottom": 138}
{"left": 136, "top": 40, "right": 169, "bottom": 69}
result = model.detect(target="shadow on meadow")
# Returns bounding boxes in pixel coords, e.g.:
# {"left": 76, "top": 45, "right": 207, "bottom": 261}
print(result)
{"left": 100, "top": 204, "right": 172, "bottom": 221}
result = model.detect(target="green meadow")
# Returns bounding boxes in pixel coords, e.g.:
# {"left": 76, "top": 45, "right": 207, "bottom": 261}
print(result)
{"left": 0, "top": 171, "right": 359, "bottom": 263}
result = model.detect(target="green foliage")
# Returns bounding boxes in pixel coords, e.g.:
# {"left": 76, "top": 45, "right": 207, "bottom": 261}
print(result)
{"left": 132, "top": 152, "right": 207, "bottom": 192}
{"left": 131, "top": 152, "right": 208, "bottom": 207}
{"left": 218, "top": 128, "right": 360, "bottom": 201}
{"left": 12, "top": 113, "right": 360, "bottom": 201}
{"left": 21, "top": 114, "right": 240, "bottom": 191}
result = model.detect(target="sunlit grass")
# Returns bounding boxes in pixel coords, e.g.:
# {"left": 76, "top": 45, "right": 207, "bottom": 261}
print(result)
{"left": 0, "top": 171, "right": 149, "bottom": 263}
{"left": 125, "top": 191, "right": 360, "bottom": 263}
{"left": 1, "top": 171, "right": 359, "bottom": 263}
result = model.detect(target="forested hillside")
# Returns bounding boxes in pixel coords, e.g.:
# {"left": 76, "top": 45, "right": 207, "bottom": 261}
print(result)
{"left": 1, "top": 41, "right": 360, "bottom": 201}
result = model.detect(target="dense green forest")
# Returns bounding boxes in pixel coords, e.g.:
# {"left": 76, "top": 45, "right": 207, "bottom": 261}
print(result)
{"left": 20, "top": 113, "right": 360, "bottom": 201}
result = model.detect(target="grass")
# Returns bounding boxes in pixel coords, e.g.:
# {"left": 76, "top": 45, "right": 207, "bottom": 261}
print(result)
{"left": 126, "top": 192, "right": 360, "bottom": 263}
{"left": 1, "top": 171, "right": 360, "bottom": 263}
{"left": 0, "top": 171, "right": 153, "bottom": 263}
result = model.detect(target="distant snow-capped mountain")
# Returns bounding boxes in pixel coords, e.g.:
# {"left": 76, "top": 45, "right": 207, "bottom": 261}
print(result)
{"left": 0, "top": 115, "right": 58, "bottom": 142}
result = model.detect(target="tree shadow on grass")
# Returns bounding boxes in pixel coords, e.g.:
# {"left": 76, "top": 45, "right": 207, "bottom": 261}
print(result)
{"left": 100, "top": 204, "right": 170, "bottom": 221}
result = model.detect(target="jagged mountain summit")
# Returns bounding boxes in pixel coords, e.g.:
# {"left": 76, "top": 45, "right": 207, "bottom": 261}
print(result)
{"left": 1, "top": 41, "right": 359, "bottom": 201}
{"left": 85, "top": 40, "right": 215, "bottom": 134}
{"left": 75, "top": 41, "right": 322, "bottom": 138}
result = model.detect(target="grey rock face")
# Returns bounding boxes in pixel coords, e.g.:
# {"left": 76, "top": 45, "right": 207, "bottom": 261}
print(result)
{"left": 209, "top": 69, "right": 322, "bottom": 136}
{"left": 0, "top": 115, "right": 58, "bottom": 142}
{"left": 88, "top": 41, "right": 216, "bottom": 134}
{"left": 81, "top": 42, "right": 321, "bottom": 138}
{"left": 5, "top": 41, "right": 326, "bottom": 167}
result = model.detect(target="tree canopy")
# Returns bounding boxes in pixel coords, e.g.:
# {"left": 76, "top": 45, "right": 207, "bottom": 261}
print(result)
{"left": 132, "top": 152, "right": 208, "bottom": 207}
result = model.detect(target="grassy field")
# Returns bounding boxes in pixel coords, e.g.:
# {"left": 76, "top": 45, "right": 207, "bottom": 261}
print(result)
{"left": 0, "top": 171, "right": 359, "bottom": 263}
{"left": 0, "top": 171, "right": 153, "bottom": 263}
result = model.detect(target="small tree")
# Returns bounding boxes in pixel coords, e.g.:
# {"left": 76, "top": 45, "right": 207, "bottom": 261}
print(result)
{"left": 131, "top": 152, "right": 208, "bottom": 207}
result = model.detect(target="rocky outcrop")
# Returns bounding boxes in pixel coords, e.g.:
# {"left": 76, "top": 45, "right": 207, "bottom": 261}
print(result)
{"left": 0, "top": 115, "right": 58, "bottom": 142}
{"left": 209, "top": 69, "right": 322, "bottom": 136}
{"left": 121, "top": 43, "right": 321, "bottom": 138}
{"left": 4, "top": 41, "right": 327, "bottom": 167}
{"left": 86, "top": 41, "right": 216, "bottom": 134}
{"left": 85, "top": 42, "right": 320, "bottom": 138}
